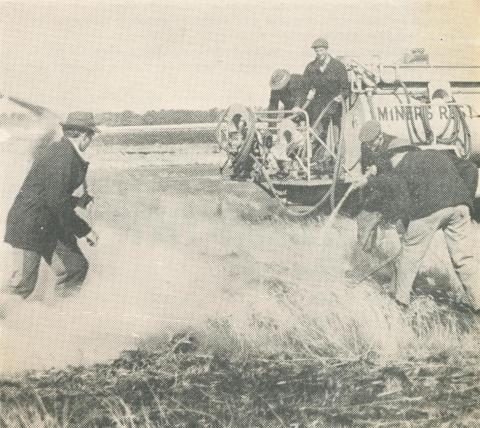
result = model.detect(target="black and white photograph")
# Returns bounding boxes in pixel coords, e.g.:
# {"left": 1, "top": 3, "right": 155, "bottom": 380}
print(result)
{"left": 0, "top": 0, "right": 480, "bottom": 426}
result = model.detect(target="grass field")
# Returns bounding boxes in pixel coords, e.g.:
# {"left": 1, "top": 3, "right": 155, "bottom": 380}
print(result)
{"left": 1, "top": 128, "right": 480, "bottom": 427}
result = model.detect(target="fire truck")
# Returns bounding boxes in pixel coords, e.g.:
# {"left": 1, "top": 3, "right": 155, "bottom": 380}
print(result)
{"left": 216, "top": 54, "right": 480, "bottom": 219}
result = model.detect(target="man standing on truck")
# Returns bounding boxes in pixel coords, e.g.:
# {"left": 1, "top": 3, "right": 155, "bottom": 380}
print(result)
{"left": 1, "top": 112, "right": 100, "bottom": 316}
{"left": 303, "top": 37, "right": 350, "bottom": 141}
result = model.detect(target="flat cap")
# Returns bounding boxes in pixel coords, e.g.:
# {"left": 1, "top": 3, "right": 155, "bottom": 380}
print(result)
{"left": 311, "top": 37, "right": 329, "bottom": 49}
{"left": 358, "top": 120, "right": 382, "bottom": 144}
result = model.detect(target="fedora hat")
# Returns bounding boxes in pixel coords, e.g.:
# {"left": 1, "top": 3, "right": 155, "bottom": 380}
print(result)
{"left": 61, "top": 111, "right": 100, "bottom": 133}
{"left": 270, "top": 69, "right": 291, "bottom": 90}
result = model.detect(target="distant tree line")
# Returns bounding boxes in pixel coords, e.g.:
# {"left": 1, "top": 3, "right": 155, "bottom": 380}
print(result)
{"left": 0, "top": 109, "right": 223, "bottom": 127}
{"left": 94, "top": 109, "right": 222, "bottom": 126}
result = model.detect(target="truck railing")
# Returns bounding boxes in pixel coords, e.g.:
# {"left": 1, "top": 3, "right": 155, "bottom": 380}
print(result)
{"left": 253, "top": 108, "right": 312, "bottom": 180}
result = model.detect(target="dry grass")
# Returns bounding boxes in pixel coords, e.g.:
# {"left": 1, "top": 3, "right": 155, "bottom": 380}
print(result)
{"left": 2, "top": 130, "right": 480, "bottom": 426}
{"left": 1, "top": 344, "right": 480, "bottom": 427}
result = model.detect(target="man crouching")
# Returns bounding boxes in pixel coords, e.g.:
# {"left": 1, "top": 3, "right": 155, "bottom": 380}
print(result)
{"left": 1, "top": 112, "right": 99, "bottom": 313}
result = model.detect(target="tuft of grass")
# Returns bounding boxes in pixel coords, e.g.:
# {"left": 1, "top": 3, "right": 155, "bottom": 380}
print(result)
{"left": 1, "top": 341, "right": 480, "bottom": 427}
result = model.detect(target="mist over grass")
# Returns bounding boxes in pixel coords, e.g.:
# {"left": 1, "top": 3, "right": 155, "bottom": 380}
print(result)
{"left": 2, "top": 160, "right": 478, "bottom": 373}
{"left": 1, "top": 126, "right": 480, "bottom": 426}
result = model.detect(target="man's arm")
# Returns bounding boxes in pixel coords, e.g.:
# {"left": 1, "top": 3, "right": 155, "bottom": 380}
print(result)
{"left": 290, "top": 78, "right": 309, "bottom": 109}
{"left": 447, "top": 152, "right": 479, "bottom": 200}
{"left": 267, "top": 90, "right": 281, "bottom": 128}
{"left": 303, "top": 63, "right": 315, "bottom": 90}
{"left": 268, "top": 90, "right": 280, "bottom": 111}
{"left": 44, "top": 145, "right": 91, "bottom": 238}
{"left": 335, "top": 61, "right": 350, "bottom": 101}
{"left": 364, "top": 173, "right": 412, "bottom": 222}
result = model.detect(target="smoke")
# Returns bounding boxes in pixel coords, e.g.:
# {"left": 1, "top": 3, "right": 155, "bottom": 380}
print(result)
{"left": 1, "top": 136, "right": 479, "bottom": 373}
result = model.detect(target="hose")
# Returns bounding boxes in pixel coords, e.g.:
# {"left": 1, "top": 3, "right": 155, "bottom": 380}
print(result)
{"left": 311, "top": 98, "right": 339, "bottom": 131}
{"left": 393, "top": 80, "right": 471, "bottom": 157}
{"left": 396, "top": 80, "right": 426, "bottom": 144}
{"left": 366, "top": 90, "right": 376, "bottom": 120}
{"left": 259, "top": 164, "right": 334, "bottom": 220}
{"left": 249, "top": 153, "right": 333, "bottom": 220}
{"left": 330, "top": 100, "right": 347, "bottom": 211}
{"left": 256, "top": 99, "right": 349, "bottom": 220}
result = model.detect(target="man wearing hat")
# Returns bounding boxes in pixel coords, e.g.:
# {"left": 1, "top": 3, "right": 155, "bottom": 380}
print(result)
{"left": 1, "top": 111, "right": 99, "bottom": 313}
{"left": 267, "top": 69, "right": 309, "bottom": 178}
{"left": 303, "top": 37, "right": 350, "bottom": 139}
{"left": 355, "top": 120, "right": 401, "bottom": 251}
{"left": 386, "top": 139, "right": 480, "bottom": 310}
{"left": 358, "top": 120, "right": 397, "bottom": 176}
{"left": 268, "top": 69, "right": 308, "bottom": 113}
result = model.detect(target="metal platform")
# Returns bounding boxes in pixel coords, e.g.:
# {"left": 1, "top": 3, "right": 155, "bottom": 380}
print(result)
{"left": 269, "top": 178, "right": 334, "bottom": 187}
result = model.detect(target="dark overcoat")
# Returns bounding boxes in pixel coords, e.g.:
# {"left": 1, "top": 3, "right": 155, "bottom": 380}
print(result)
{"left": 394, "top": 150, "right": 474, "bottom": 220}
{"left": 303, "top": 56, "right": 350, "bottom": 125}
{"left": 268, "top": 74, "right": 308, "bottom": 111}
{"left": 4, "top": 137, "right": 91, "bottom": 262}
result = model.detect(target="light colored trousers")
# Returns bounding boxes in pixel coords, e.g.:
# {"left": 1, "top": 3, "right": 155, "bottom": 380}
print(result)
{"left": 3, "top": 240, "right": 89, "bottom": 299}
{"left": 395, "top": 205, "right": 480, "bottom": 308}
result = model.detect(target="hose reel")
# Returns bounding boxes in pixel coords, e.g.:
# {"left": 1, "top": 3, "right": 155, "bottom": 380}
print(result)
{"left": 394, "top": 80, "right": 472, "bottom": 158}
{"left": 215, "top": 104, "right": 258, "bottom": 179}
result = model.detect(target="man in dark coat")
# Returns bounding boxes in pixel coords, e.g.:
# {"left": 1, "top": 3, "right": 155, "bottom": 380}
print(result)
{"left": 268, "top": 69, "right": 308, "bottom": 112}
{"left": 303, "top": 37, "right": 350, "bottom": 139}
{"left": 356, "top": 121, "right": 479, "bottom": 247}
{"left": 2, "top": 111, "right": 99, "bottom": 308}
{"left": 358, "top": 120, "right": 396, "bottom": 175}
{"left": 387, "top": 139, "right": 480, "bottom": 310}
{"left": 355, "top": 120, "right": 403, "bottom": 252}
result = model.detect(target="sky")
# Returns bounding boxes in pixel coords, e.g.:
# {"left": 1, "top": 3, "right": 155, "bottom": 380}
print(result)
{"left": 0, "top": 0, "right": 479, "bottom": 114}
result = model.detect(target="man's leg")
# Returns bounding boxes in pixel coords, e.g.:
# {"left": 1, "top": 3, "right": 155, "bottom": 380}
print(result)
{"left": 307, "top": 101, "right": 324, "bottom": 133}
{"left": 49, "top": 240, "right": 89, "bottom": 298}
{"left": 2, "top": 248, "right": 42, "bottom": 299}
{"left": 319, "top": 115, "right": 330, "bottom": 142}
{"left": 395, "top": 214, "right": 440, "bottom": 305}
{"left": 443, "top": 205, "right": 480, "bottom": 309}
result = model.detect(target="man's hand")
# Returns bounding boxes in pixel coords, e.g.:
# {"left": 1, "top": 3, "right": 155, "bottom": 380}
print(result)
{"left": 76, "top": 193, "right": 94, "bottom": 209}
{"left": 352, "top": 175, "right": 369, "bottom": 189}
{"left": 366, "top": 165, "right": 377, "bottom": 177}
{"left": 351, "top": 166, "right": 377, "bottom": 189}
{"left": 333, "top": 94, "right": 343, "bottom": 103}
{"left": 307, "top": 89, "right": 316, "bottom": 101}
{"left": 85, "top": 230, "right": 99, "bottom": 247}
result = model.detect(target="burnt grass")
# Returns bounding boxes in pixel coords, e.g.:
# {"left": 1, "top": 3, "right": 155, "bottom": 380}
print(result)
{"left": 1, "top": 343, "right": 480, "bottom": 428}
